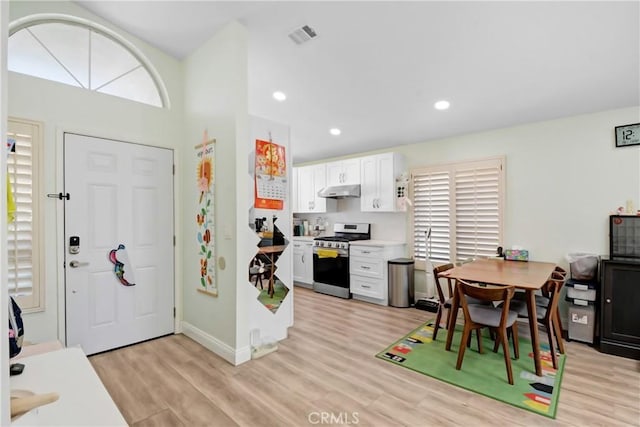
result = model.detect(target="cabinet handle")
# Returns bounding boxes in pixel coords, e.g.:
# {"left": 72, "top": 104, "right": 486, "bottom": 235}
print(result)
{"left": 294, "top": 244, "right": 301, "bottom": 248}
{"left": 361, "top": 266, "right": 371, "bottom": 270}
{"left": 362, "top": 285, "right": 371, "bottom": 288}
{"left": 606, "top": 298, "right": 611, "bottom": 304}
{"left": 362, "top": 250, "right": 371, "bottom": 254}
{"left": 302, "top": 254, "right": 305, "bottom": 263}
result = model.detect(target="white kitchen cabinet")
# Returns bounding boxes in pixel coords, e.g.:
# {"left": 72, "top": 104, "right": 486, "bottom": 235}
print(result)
{"left": 360, "top": 152, "right": 406, "bottom": 212}
{"left": 293, "top": 238, "right": 314, "bottom": 287}
{"left": 326, "top": 158, "right": 361, "bottom": 186}
{"left": 294, "top": 164, "right": 335, "bottom": 213}
{"left": 350, "top": 241, "right": 406, "bottom": 306}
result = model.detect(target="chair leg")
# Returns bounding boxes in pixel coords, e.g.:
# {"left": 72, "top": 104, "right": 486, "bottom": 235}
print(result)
{"left": 493, "top": 329, "right": 500, "bottom": 353}
{"left": 511, "top": 322, "right": 519, "bottom": 359}
{"left": 476, "top": 329, "right": 483, "bottom": 354}
{"left": 447, "top": 307, "right": 456, "bottom": 331}
{"left": 553, "top": 310, "right": 565, "bottom": 354}
{"left": 546, "top": 319, "right": 558, "bottom": 369}
{"left": 456, "top": 325, "right": 472, "bottom": 370}
{"left": 433, "top": 306, "right": 443, "bottom": 341}
{"left": 499, "top": 329, "right": 514, "bottom": 385}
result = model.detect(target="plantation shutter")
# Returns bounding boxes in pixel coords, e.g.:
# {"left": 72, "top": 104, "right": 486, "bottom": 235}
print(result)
{"left": 412, "top": 168, "right": 451, "bottom": 264}
{"left": 7, "top": 118, "right": 43, "bottom": 311}
{"left": 454, "top": 159, "right": 503, "bottom": 261}
{"left": 411, "top": 157, "right": 504, "bottom": 267}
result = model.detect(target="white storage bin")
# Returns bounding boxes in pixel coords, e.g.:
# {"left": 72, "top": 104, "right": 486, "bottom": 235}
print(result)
{"left": 565, "top": 279, "right": 597, "bottom": 302}
{"left": 568, "top": 304, "right": 596, "bottom": 344}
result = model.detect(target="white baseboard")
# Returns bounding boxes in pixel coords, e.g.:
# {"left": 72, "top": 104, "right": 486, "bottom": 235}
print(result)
{"left": 181, "top": 321, "right": 251, "bottom": 366}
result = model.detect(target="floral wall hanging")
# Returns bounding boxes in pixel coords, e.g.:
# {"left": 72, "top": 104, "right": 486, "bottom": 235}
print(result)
{"left": 195, "top": 131, "right": 217, "bottom": 297}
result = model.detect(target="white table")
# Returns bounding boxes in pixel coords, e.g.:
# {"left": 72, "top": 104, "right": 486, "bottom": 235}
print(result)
{"left": 10, "top": 347, "right": 127, "bottom": 426}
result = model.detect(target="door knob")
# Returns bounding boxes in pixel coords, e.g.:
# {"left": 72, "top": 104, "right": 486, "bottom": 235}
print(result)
{"left": 606, "top": 298, "right": 612, "bottom": 304}
{"left": 69, "top": 260, "right": 89, "bottom": 268}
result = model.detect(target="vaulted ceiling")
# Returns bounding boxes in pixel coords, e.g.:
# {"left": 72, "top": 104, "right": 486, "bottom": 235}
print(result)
{"left": 76, "top": 1, "right": 640, "bottom": 163}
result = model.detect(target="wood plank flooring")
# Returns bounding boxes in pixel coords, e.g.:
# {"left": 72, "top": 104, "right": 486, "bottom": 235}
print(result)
{"left": 90, "top": 287, "right": 640, "bottom": 426}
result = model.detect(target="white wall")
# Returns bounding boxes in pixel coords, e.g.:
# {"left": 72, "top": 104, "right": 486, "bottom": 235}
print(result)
{"left": 182, "top": 21, "right": 251, "bottom": 364}
{"left": 297, "top": 107, "right": 640, "bottom": 301}
{"left": 8, "top": 1, "right": 185, "bottom": 344}
{"left": 247, "top": 116, "right": 293, "bottom": 344}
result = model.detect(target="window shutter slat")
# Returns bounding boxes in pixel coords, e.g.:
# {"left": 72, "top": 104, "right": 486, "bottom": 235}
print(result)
{"left": 7, "top": 118, "right": 43, "bottom": 311}
{"left": 412, "top": 158, "right": 503, "bottom": 265}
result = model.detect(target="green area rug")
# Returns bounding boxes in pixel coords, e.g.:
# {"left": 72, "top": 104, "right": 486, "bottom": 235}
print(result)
{"left": 376, "top": 321, "right": 565, "bottom": 419}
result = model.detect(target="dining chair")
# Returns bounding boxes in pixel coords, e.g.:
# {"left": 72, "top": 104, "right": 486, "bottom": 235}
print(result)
{"left": 509, "top": 271, "right": 566, "bottom": 368}
{"left": 433, "top": 264, "right": 491, "bottom": 341}
{"left": 455, "top": 279, "right": 519, "bottom": 385}
{"left": 512, "top": 266, "right": 567, "bottom": 347}
{"left": 432, "top": 263, "right": 455, "bottom": 340}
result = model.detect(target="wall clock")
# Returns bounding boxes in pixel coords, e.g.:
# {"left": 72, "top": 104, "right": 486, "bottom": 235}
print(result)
{"left": 615, "top": 123, "right": 640, "bottom": 147}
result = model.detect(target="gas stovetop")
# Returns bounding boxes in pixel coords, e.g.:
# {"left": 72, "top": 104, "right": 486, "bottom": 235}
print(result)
{"left": 313, "top": 223, "right": 371, "bottom": 250}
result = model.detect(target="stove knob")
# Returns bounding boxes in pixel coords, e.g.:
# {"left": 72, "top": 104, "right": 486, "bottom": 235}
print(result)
{"left": 327, "top": 242, "right": 333, "bottom": 248}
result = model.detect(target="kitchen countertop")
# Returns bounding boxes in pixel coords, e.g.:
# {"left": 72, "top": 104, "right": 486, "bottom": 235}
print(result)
{"left": 351, "top": 240, "right": 406, "bottom": 246}
{"left": 292, "top": 236, "right": 316, "bottom": 242}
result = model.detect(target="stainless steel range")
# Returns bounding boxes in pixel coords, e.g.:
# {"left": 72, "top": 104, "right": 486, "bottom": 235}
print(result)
{"left": 313, "top": 223, "right": 371, "bottom": 298}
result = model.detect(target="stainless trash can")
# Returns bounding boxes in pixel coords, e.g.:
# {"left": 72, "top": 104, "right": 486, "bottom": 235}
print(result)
{"left": 388, "top": 258, "right": 415, "bottom": 307}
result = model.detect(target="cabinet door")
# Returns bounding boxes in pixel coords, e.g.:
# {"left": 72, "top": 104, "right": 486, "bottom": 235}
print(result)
{"left": 296, "top": 165, "right": 326, "bottom": 213}
{"left": 341, "top": 159, "right": 361, "bottom": 185}
{"left": 375, "top": 153, "right": 396, "bottom": 211}
{"left": 303, "top": 243, "right": 314, "bottom": 283}
{"left": 326, "top": 161, "right": 344, "bottom": 186}
{"left": 292, "top": 167, "right": 299, "bottom": 212}
{"left": 293, "top": 243, "right": 305, "bottom": 282}
{"left": 310, "top": 164, "right": 327, "bottom": 212}
{"left": 296, "top": 166, "right": 314, "bottom": 213}
{"left": 360, "top": 155, "right": 378, "bottom": 211}
{"left": 602, "top": 262, "right": 640, "bottom": 345}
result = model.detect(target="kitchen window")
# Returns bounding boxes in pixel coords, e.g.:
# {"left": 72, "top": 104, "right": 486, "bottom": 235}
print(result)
{"left": 410, "top": 157, "right": 504, "bottom": 269}
{"left": 7, "top": 118, "right": 44, "bottom": 312}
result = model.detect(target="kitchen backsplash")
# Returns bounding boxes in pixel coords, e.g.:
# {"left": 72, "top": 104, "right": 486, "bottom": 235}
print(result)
{"left": 294, "top": 198, "right": 408, "bottom": 241}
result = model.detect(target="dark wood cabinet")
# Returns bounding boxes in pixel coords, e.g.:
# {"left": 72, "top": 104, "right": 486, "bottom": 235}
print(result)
{"left": 600, "top": 259, "right": 640, "bottom": 359}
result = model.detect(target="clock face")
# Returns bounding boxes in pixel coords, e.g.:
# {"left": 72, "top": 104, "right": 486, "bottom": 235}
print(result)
{"left": 615, "top": 123, "right": 640, "bottom": 147}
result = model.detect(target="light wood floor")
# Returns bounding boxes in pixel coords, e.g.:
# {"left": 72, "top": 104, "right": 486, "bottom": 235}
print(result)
{"left": 90, "top": 287, "right": 640, "bottom": 426}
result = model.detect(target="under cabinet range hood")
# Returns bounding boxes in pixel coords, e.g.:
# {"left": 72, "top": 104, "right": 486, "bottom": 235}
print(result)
{"left": 317, "top": 184, "right": 361, "bottom": 198}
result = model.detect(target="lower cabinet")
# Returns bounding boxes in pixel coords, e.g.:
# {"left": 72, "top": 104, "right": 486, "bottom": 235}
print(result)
{"left": 600, "top": 259, "right": 640, "bottom": 359}
{"left": 350, "top": 242, "right": 406, "bottom": 306}
{"left": 293, "top": 238, "right": 314, "bottom": 287}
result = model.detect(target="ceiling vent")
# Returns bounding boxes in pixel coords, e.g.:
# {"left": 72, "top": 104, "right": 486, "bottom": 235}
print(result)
{"left": 288, "top": 25, "right": 318, "bottom": 45}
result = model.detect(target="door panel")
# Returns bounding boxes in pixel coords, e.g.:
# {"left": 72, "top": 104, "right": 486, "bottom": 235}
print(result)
{"left": 64, "top": 133, "right": 174, "bottom": 355}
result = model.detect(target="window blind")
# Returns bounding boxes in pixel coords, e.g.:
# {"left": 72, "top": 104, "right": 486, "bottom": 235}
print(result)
{"left": 412, "top": 169, "right": 451, "bottom": 263}
{"left": 7, "top": 119, "right": 43, "bottom": 311}
{"left": 454, "top": 162, "right": 502, "bottom": 261}
{"left": 411, "top": 157, "right": 504, "bottom": 267}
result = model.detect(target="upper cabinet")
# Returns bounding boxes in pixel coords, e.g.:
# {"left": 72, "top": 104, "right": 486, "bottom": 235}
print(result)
{"left": 294, "top": 164, "right": 335, "bottom": 213}
{"left": 360, "top": 152, "right": 406, "bottom": 212}
{"left": 326, "top": 158, "right": 361, "bottom": 186}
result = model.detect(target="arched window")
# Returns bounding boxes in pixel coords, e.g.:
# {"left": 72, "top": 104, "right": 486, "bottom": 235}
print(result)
{"left": 8, "top": 14, "right": 169, "bottom": 108}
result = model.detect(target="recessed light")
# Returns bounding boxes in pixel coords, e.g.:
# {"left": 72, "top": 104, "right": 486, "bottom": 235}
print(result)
{"left": 329, "top": 128, "right": 341, "bottom": 136}
{"left": 273, "top": 91, "right": 287, "bottom": 101}
{"left": 434, "top": 100, "right": 450, "bottom": 110}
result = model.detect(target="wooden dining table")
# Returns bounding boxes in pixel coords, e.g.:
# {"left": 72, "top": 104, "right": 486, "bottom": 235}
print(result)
{"left": 439, "top": 258, "right": 556, "bottom": 376}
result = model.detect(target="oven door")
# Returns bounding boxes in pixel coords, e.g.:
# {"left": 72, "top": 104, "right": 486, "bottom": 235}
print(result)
{"left": 313, "top": 250, "right": 350, "bottom": 288}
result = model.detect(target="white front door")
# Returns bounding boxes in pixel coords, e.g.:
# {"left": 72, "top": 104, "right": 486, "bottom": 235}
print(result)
{"left": 64, "top": 133, "right": 174, "bottom": 355}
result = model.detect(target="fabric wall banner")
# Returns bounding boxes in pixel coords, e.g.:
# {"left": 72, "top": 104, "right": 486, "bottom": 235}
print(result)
{"left": 195, "top": 131, "right": 217, "bottom": 297}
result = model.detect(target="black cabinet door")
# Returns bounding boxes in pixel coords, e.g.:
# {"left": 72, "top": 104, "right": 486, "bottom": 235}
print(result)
{"left": 601, "top": 261, "right": 640, "bottom": 345}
